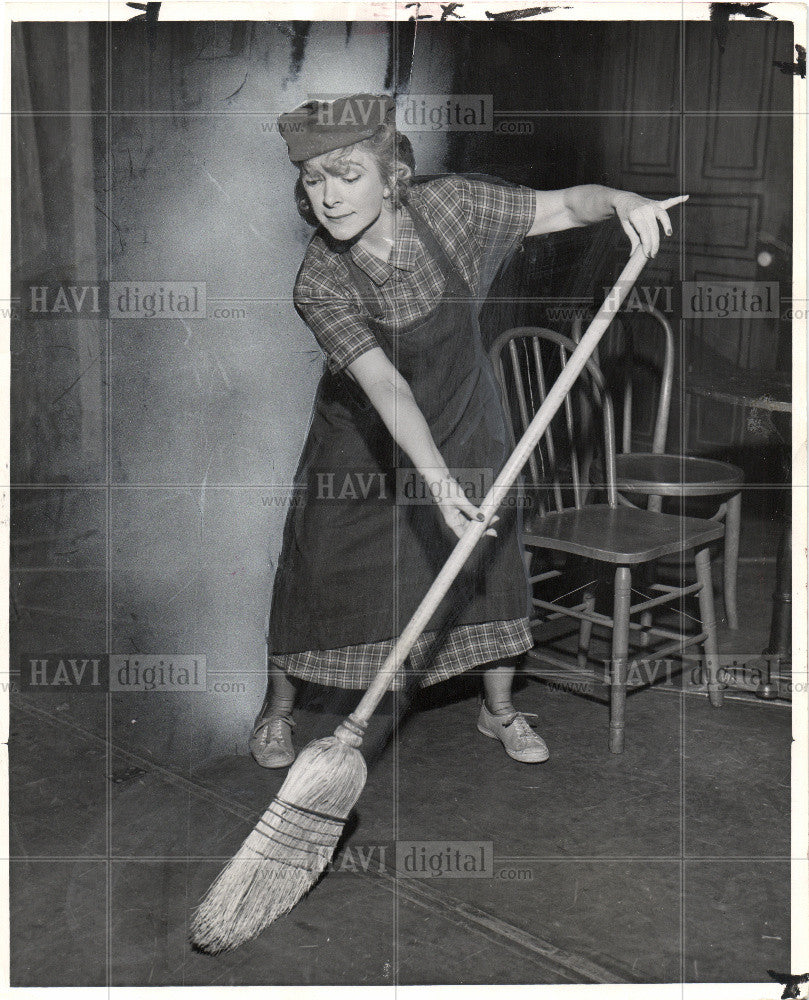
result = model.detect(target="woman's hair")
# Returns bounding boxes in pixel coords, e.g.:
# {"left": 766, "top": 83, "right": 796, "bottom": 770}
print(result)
{"left": 294, "top": 123, "right": 415, "bottom": 227}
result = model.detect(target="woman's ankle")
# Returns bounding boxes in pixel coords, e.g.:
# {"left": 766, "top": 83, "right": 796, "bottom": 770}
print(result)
{"left": 267, "top": 699, "right": 295, "bottom": 718}
{"left": 482, "top": 656, "right": 519, "bottom": 716}
{"left": 484, "top": 697, "right": 516, "bottom": 717}
{"left": 261, "top": 661, "right": 298, "bottom": 719}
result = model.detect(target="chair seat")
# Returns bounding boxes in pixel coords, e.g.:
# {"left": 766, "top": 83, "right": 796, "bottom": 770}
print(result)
{"left": 524, "top": 504, "right": 725, "bottom": 563}
{"left": 613, "top": 453, "right": 744, "bottom": 497}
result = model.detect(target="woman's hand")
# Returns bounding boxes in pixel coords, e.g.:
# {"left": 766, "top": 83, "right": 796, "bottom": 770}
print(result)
{"left": 423, "top": 471, "right": 499, "bottom": 541}
{"left": 612, "top": 192, "right": 689, "bottom": 258}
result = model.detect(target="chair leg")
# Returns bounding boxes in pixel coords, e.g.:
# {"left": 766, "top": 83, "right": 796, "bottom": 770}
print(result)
{"left": 639, "top": 610, "right": 652, "bottom": 647}
{"left": 723, "top": 491, "right": 741, "bottom": 630}
{"left": 695, "top": 546, "right": 724, "bottom": 708}
{"left": 647, "top": 492, "right": 663, "bottom": 515}
{"left": 577, "top": 589, "right": 596, "bottom": 671}
{"left": 637, "top": 563, "right": 652, "bottom": 647}
{"left": 609, "top": 566, "right": 632, "bottom": 754}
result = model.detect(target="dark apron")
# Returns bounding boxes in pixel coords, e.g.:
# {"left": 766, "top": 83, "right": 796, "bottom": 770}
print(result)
{"left": 268, "top": 198, "right": 530, "bottom": 655}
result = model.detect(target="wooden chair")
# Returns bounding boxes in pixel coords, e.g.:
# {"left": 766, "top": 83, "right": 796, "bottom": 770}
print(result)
{"left": 573, "top": 307, "right": 744, "bottom": 629}
{"left": 490, "top": 327, "right": 725, "bottom": 754}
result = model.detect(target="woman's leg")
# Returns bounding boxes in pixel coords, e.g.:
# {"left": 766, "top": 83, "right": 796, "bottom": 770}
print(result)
{"left": 479, "top": 657, "right": 549, "bottom": 763}
{"left": 250, "top": 659, "right": 299, "bottom": 769}
{"left": 482, "top": 657, "right": 519, "bottom": 715}
{"left": 260, "top": 659, "right": 298, "bottom": 718}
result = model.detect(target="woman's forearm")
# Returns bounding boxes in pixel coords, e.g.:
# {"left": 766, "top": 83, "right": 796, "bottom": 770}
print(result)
{"left": 347, "top": 347, "right": 487, "bottom": 536}
{"left": 529, "top": 184, "right": 622, "bottom": 236}
{"left": 561, "top": 184, "right": 619, "bottom": 226}
{"left": 348, "top": 353, "right": 486, "bottom": 537}
{"left": 361, "top": 372, "right": 449, "bottom": 479}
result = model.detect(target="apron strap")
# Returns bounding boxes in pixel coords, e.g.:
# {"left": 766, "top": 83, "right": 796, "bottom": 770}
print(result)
{"left": 402, "top": 196, "right": 475, "bottom": 297}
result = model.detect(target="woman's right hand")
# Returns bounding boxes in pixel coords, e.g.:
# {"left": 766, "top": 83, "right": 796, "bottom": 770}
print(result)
{"left": 424, "top": 471, "right": 499, "bottom": 541}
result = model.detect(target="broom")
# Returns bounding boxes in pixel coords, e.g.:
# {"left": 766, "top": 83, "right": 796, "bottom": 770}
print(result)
{"left": 190, "top": 242, "right": 653, "bottom": 954}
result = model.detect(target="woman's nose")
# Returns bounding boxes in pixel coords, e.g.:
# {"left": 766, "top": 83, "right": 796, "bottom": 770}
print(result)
{"left": 322, "top": 177, "right": 340, "bottom": 207}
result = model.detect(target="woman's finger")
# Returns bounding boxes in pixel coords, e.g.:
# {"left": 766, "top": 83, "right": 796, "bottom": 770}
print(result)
{"left": 630, "top": 208, "right": 658, "bottom": 257}
{"left": 646, "top": 211, "right": 660, "bottom": 257}
{"left": 645, "top": 208, "right": 661, "bottom": 256}
{"left": 657, "top": 194, "right": 689, "bottom": 210}
{"left": 453, "top": 493, "right": 482, "bottom": 522}
{"left": 440, "top": 499, "right": 500, "bottom": 538}
{"left": 443, "top": 514, "right": 499, "bottom": 540}
{"left": 619, "top": 217, "right": 640, "bottom": 253}
{"left": 440, "top": 507, "right": 467, "bottom": 540}
{"left": 654, "top": 205, "right": 673, "bottom": 238}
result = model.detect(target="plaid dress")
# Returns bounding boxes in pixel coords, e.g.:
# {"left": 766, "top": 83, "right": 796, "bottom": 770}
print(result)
{"left": 272, "top": 175, "right": 537, "bottom": 690}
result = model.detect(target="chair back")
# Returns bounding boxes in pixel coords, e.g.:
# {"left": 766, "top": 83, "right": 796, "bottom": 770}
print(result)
{"left": 489, "top": 327, "right": 618, "bottom": 515}
{"left": 573, "top": 305, "right": 674, "bottom": 454}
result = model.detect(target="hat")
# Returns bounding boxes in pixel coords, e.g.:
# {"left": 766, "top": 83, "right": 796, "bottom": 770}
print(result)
{"left": 278, "top": 93, "right": 396, "bottom": 163}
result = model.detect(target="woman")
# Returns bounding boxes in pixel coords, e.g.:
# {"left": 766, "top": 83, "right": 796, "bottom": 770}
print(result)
{"left": 253, "top": 93, "right": 681, "bottom": 768}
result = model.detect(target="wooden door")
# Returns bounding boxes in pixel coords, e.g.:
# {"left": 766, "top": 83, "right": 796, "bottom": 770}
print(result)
{"left": 599, "top": 20, "right": 793, "bottom": 455}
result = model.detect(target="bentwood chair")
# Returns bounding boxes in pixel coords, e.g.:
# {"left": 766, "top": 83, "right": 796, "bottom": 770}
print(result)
{"left": 572, "top": 307, "right": 744, "bottom": 629}
{"left": 490, "top": 327, "right": 725, "bottom": 754}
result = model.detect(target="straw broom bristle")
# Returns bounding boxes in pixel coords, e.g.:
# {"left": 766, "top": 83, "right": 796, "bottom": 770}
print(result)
{"left": 190, "top": 735, "right": 367, "bottom": 954}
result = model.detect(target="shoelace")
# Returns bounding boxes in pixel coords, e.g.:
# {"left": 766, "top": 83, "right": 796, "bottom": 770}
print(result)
{"left": 500, "top": 711, "right": 539, "bottom": 728}
{"left": 500, "top": 711, "right": 541, "bottom": 743}
{"left": 264, "top": 714, "right": 295, "bottom": 745}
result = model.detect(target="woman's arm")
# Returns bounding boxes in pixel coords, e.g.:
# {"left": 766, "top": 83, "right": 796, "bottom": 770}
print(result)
{"left": 527, "top": 186, "right": 688, "bottom": 256}
{"left": 347, "top": 347, "right": 495, "bottom": 540}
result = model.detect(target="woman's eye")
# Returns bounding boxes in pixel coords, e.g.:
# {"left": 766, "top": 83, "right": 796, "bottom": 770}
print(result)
{"left": 343, "top": 175, "right": 360, "bottom": 184}
{"left": 303, "top": 177, "right": 321, "bottom": 187}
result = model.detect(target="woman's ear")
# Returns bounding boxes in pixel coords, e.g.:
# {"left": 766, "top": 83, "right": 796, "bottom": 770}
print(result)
{"left": 382, "top": 170, "right": 397, "bottom": 200}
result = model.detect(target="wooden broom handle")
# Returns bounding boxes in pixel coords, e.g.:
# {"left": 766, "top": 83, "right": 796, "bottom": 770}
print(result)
{"left": 341, "top": 246, "right": 650, "bottom": 734}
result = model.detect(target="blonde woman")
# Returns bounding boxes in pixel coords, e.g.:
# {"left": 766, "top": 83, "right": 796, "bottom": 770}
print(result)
{"left": 251, "top": 93, "right": 680, "bottom": 768}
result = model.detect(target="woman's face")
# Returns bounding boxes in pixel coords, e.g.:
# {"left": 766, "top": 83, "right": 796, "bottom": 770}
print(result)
{"left": 300, "top": 146, "right": 391, "bottom": 242}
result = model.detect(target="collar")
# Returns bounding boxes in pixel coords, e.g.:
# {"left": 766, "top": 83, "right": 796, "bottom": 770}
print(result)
{"left": 348, "top": 207, "right": 422, "bottom": 285}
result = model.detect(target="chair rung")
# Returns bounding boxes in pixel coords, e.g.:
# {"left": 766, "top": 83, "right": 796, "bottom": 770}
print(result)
{"left": 633, "top": 636, "right": 706, "bottom": 661}
{"left": 643, "top": 624, "right": 702, "bottom": 642}
{"left": 525, "top": 649, "right": 675, "bottom": 693}
{"left": 530, "top": 570, "right": 561, "bottom": 584}
{"left": 527, "top": 638, "right": 709, "bottom": 691}
{"left": 532, "top": 599, "right": 613, "bottom": 627}
{"left": 532, "top": 597, "right": 601, "bottom": 614}
{"left": 523, "top": 650, "right": 610, "bottom": 691}
{"left": 630, "top": 582, "right": 702, "bottom": 614}
{"left": 578, "top": 636, "right": 707, "bottom": 670}
{"left": 532, "top": 597, "right": 709, "bottom": 648}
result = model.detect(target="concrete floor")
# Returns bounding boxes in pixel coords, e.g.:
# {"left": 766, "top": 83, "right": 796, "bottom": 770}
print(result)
{"left": 9, "top": 502, "right": 792, "bottom": 986}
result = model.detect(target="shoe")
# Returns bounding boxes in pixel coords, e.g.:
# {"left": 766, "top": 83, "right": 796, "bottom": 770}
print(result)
{"left": 477, "top": 702, "right": 549, "bottom": 763}
{"left": 249, "top": 713, "right": 296, "bottom": 768}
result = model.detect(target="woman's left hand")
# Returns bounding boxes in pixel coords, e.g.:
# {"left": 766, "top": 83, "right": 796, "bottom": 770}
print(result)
{"left": 612, "top": 192, "right": 689, "bottom": 259}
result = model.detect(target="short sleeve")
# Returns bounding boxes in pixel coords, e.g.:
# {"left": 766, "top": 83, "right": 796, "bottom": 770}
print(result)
{"left": 456, "top": 176, "right": 536, "bottom": 252}
{"left": 294, "top": 260, "right": 379, "bottom": 376}
{"left": 422, "top": 175, "right": 536, "bottom": 299}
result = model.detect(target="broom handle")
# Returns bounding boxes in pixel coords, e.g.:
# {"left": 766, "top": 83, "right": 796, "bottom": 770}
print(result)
{"left": 338, "top": 246, "right": 649, "bottom": 739}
